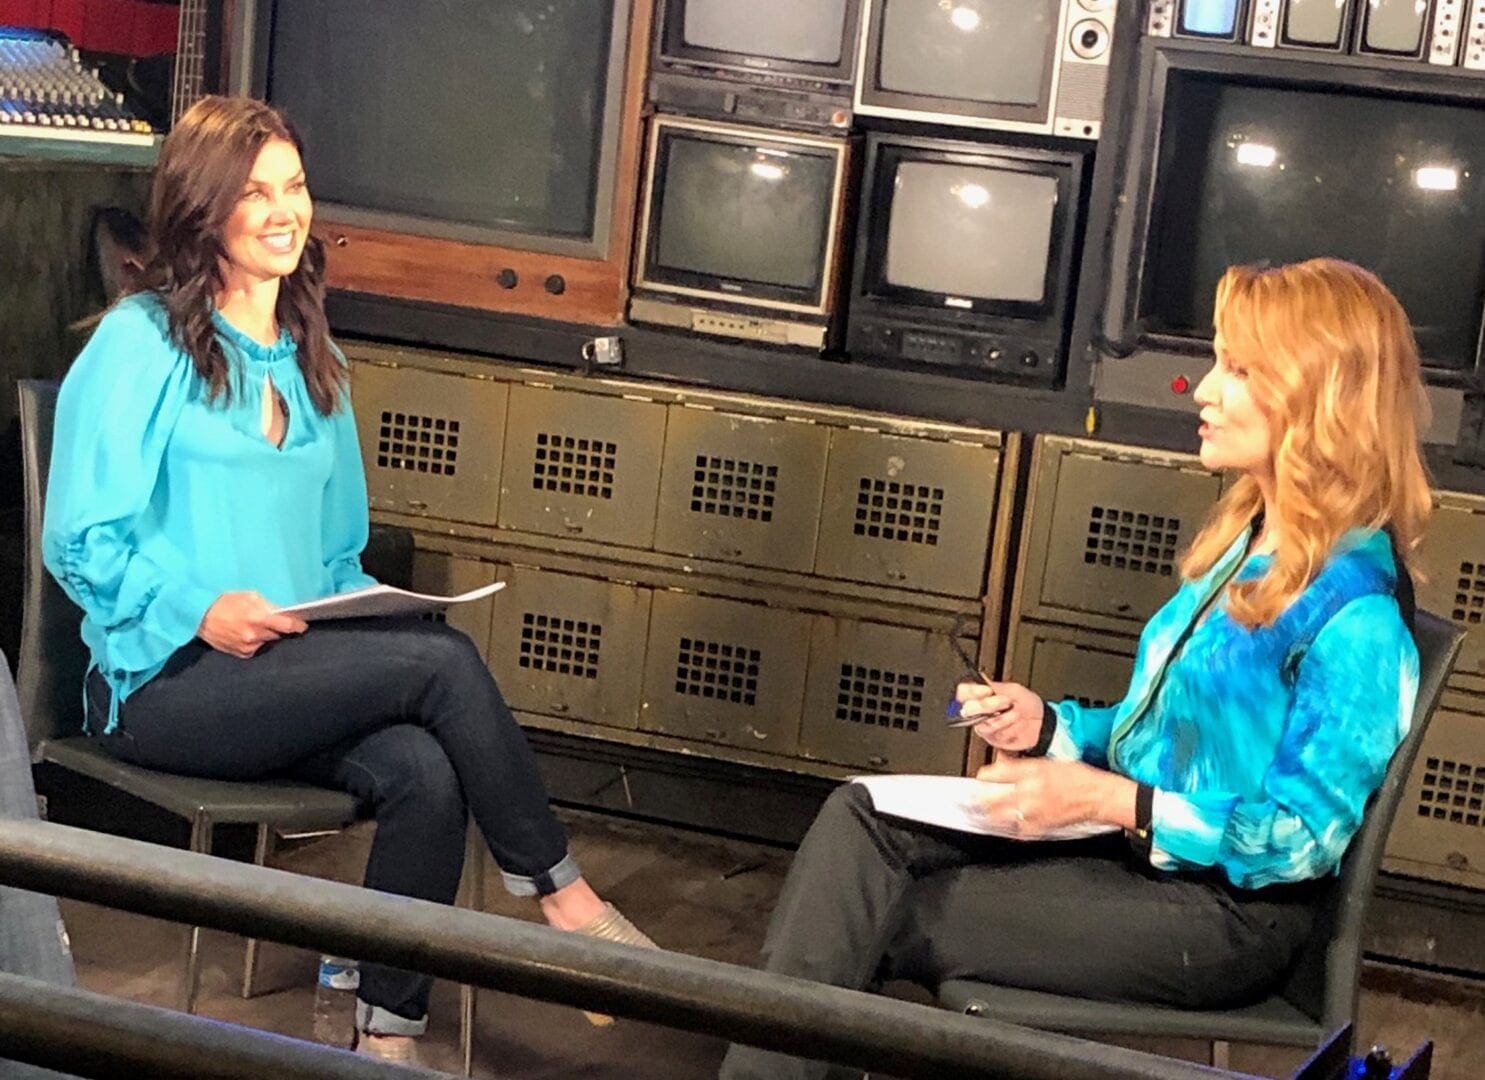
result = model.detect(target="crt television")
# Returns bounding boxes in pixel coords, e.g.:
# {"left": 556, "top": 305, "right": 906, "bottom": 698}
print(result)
{"left": 1102, "top": 48, "right": 1485, "bottom": 391}
{"left": 630, "top": 115, "right": 853, "bottom": 350}
{"left": 648, "top": 0, "right": 863, "bottom": 129}
{"left": 846, "top": 132, "right": 1087, "bottom": 387}
{"left": 228, "top": 0, "right": 645, "bottom": 327}
{"left": 1146, "top": 0, "right": 1474, "bottom": 64}
{"left": 853, "top": 0, "right": 1117, "bottom": 140}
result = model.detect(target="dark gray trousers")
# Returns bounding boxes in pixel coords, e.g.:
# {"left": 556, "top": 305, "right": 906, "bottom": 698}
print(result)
{"left": 720, "top": 783, "right": 1318, "bottom": 1080}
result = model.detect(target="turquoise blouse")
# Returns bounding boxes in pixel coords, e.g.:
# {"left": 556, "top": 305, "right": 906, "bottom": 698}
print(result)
{"left": 1047, "top": 526, "right": 1419, "bottom": 889}
{"left": 43, "top": 292, "right": 375, "bottom": 732}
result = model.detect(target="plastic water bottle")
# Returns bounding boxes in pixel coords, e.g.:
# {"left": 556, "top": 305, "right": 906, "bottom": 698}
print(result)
{"left": 311, "top": 955, "right": 359, "bottom": 1046}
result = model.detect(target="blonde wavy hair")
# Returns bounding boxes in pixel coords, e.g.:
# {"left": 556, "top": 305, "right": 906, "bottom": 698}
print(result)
{"left": 1180, "top": 258, "right": 1432, "bottom": 628}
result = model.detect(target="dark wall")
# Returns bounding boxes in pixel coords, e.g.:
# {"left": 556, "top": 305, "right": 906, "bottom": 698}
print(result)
{"left": 0, "top": 159, "right": 152, "bottom": 669}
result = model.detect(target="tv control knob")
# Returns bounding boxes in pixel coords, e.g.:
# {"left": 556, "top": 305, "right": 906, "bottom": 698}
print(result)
{"left": 1020, "top": 350, "right": 1040, "bottom": 368}
{"left": 544, "top": 274, "right": 566, "bottom": 295}
{"left": 495, "top": 268, "right": 518, "bottom": 289}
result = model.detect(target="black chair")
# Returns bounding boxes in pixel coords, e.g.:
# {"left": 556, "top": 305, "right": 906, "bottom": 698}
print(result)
{"left": 937, "top": 609, "right": 1465, "bottom": 1069}
{"left": 17, "top": 379, "right": 366, "bottom": 1013}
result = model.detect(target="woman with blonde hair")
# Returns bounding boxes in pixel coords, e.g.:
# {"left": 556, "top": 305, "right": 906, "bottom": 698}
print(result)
{"left": 720, "top": 258, "right": 1432, "bottom": 1080}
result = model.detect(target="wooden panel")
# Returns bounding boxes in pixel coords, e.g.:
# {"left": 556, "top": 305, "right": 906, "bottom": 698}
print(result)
{"left": 318, "top": 0, "right": 654, "bottom": 327}
{"left": 320, "top": 224, "right": 627, "bottom": 325}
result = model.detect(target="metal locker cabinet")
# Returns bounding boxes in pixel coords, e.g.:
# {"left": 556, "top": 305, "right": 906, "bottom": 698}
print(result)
{"left": 653, "top": 406, "right": 830, "bottom": 574}
{"left": 798, "top": 616, "right": 972, "bottom": 774}
{"left": 1017, "top": 436, "right": 1224, "bottom": 630}
{"left": 814, "top": 427, "right": 1001, "bottom": 598}
{"left": 407, "top": 549, "right": 500, "bottom": 660}
{"left": 351, "top": 360, "right": 508, "bottom": 526}
{"left": 1383, "top": 692, "right": 1485, "bottom": 891}
{"left": 498, "top": 385, "right": 667, "bottom": 549}
{"left": 1415, "top": 492, "right": 1485, "bottom": 695}
{"left": 1005, "top": 621, "right": 1138, "bottom": 712}
{"left": 486, "top": 565, "right": 651, "bottom": 731}
{"left": 639, "top": 591, "right": 812, "bottom": 756}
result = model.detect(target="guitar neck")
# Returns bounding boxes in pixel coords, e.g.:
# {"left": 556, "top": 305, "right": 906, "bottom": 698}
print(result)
{"left": 171, "top": 0, "right": 210, "bottom": 125}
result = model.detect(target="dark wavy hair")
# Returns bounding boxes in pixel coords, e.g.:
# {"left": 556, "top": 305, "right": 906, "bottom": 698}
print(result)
{"left": 137, "top": 95, "right": 344, "bottom": 415}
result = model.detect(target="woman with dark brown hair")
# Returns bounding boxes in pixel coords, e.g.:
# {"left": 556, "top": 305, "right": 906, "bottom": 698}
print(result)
{"left": 43, "top": 95, "right": 652, "bottom": 1064}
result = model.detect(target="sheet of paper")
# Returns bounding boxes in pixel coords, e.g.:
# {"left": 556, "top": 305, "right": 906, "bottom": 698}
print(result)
{"left": 278, "top": 581, "right": 506, "bottom": 622}
{"left": 849, "top": 774, "right": 1120, "bottom": 841}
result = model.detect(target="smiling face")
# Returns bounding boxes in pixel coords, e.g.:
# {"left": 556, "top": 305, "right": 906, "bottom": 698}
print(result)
{"left": 219, "top": 137, "right": 311, "bottom": 290}
{"left": 1193, "top": 333, "right": 1273, "bottom": 478}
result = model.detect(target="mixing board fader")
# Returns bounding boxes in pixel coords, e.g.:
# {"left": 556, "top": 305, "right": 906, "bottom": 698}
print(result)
{"left": 0, "top": 27, "right": 160, "bottom": 164}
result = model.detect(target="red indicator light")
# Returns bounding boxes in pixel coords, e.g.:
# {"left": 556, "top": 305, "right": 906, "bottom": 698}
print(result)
{"left": 1171, "top": 375, "right": 1190, "bottom": 395}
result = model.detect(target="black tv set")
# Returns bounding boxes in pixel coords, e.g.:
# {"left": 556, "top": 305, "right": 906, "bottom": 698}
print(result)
{"left": 226, "top": 0, "right": 644, "bottom": 327}
{"left": 1101, "top": 48, "right": 1485, "bottom": 397}
{"left": 846, "top": 133, "right": 1087, "bottom": 386}
{"left": 649, "top": 0, "right": 863, "bottom": 130}
{"left": 630, "top": 116, "right": 854, "bottom": 349}
{"left": 853, "top": 0, "right": 1117, "bottom": 140}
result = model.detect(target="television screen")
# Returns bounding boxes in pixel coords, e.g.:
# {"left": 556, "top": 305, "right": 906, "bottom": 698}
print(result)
{"left": 876, "top": 0, "right": 1060, "bottom": 107}
{"left": 1180, "top": 0, "right": 1241, "bottom": 38}
{"left": 884, "top": 162, "right": 1057, "bottom": 303}
{"left": 1285, "top": 0, "right": 1348, "bottom": 47}
{"left": 1145, "top": 75, "right": 1485, "bottom": 370}
{"left": 1362, "top": 0, "right": 1427, "bottom": 54}
{"left": 266, "top": 0, "right": 614, "bottom": 240}
{"left": 653, "top": 133, "right": 837, "bottom": 294}
{"left": 682, "top": 0, "right": 849, "bottom": 64}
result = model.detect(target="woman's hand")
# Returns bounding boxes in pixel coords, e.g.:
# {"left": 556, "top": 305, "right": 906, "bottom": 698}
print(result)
{"left": 974, "top": 756, "right": 1138, "bottom": 836}
{"left": 198, "top": 591, "right": 307, "bottom": 658}
{"left": 955, "top": 679, "right": 1045, "bottom": 751}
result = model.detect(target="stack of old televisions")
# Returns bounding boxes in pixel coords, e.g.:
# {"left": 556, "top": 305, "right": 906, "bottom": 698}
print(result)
{"left": 628, "top": 0, "right": 1119, "bottom": 388}
{"left": 1095, "top": 0, "right": 1485, "bottom": 419}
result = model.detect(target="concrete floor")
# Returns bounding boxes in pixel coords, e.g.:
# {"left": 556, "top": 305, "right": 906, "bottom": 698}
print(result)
{"left": 59, "top": 809, "right": 1485, "bottom": 1079}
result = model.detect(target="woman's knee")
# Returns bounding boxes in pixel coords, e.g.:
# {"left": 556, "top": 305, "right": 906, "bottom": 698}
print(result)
{"left": 351, "top": 725, "right": 466, "bottom": 821}
{"left": 820, "top": 781, "right": 874, "bottom": 822}
{"left": 805, "top": 782, "right": 876, "bottom": 844}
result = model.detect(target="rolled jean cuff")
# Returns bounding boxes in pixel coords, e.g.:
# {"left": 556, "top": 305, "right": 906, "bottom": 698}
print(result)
{"left": 357, "top": 999, "right": 428, "bottom": 1037}
{"left": 501, "top": 852, "right": 581, "bottom": 897}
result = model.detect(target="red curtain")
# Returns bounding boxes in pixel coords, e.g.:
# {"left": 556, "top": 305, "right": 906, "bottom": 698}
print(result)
{"left": 0, "top": 0, "right": 178, "bottom": 56}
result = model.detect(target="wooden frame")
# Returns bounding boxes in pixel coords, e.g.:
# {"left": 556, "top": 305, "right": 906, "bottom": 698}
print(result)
{"left": 309, "top": 0, "right": 656, "bottom": 327}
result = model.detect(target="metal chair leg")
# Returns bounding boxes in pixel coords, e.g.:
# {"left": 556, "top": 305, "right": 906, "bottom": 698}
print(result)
{"left": 181, "top": 814, "right": 213, "bottom": 1014}
{"left": 241, "top": 823, "right": 273, "bottom": 999}
{"left": 458, "top": 820, "right": 484, "bottom": 1077}
{"left": 460, "top": 983, "right": 476, "bottom": 1078}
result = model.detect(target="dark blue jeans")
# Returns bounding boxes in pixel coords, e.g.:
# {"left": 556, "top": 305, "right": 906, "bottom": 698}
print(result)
{"left": 719, "top": 784, "right": 1317, "bottom": 1080}
{"left": 90, "top": 617, "right": 577, "bottom": 1029}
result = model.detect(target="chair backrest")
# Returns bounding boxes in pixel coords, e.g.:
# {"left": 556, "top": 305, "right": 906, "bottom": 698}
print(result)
{"left": 1278, "top": 608, "right": 1465, "bottom": 1030}
{"left": 16, "top": 379, "right": 92, "bottom": 753}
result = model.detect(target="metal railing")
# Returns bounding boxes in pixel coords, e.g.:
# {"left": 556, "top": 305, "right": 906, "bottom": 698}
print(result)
{"left": 0, "top": 970, "right": 445, "bottom": 1079}
{"left": 0, "top": 818, "right": 1269, "bottom": 1080}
